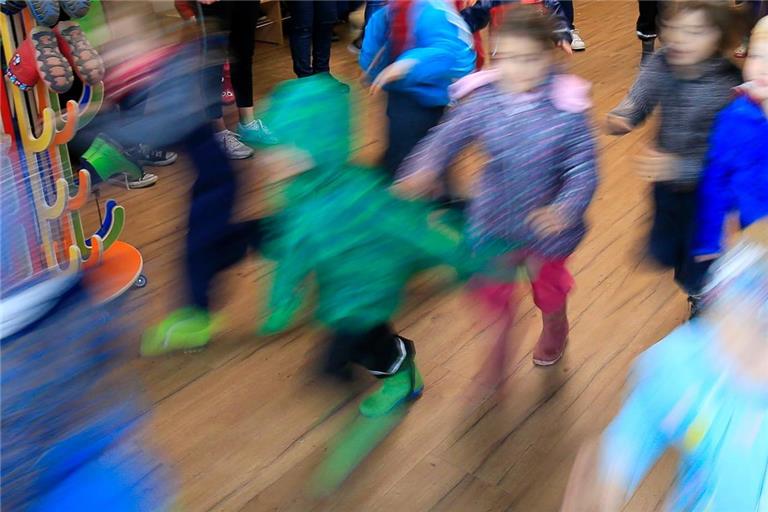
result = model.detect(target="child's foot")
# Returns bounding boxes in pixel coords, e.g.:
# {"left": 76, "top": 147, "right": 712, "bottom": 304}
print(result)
{"left": 570, "top": 30, "right": 586, "bottom": 51}
{"left": 108, "top": 172, "right": 159, "bottom": 189}
{"left": 140, "top": 307, "right": 218, "bottom": 357}
{"left": 359, "top": 347, "right": 424, "bottom": 418}
{"left": 533, "top": 307, "right": 569, "bottom": 366}
{"left": 215, "top": 130, "right": 254, "bottom": 159}
{"left": 237, "top": 119, "right": 279, "bottom": 146}
{"left": 126, "top": 144, "right": 178, "bottom": 167}
{"left": 82, "top": 135, "right": 143, "bottom": 181}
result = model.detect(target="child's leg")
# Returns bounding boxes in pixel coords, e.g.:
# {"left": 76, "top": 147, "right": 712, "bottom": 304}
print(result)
{"left": 678, "top": 188, "right": 714, "bottom": 315}
{"left": 228, "top": 1, "right": 257, "bottom": 111}
{"left": 650, "top": 183, "right": 712, "bottom": 300}
{"left": 289, "top": 1, "right": 316, "bottom": 78}
{"left": 383, "top": 91, "right": 445, "bottom": 180}
{"left": 467, "top": 277, "right": 520, "bottom": 387}
{"left": 140, "top": 124, "right": 267, "bottom": 356}
{"left": 327, "top": 324, "right": 423, "bottom": 417}
{"left": 311, "top": 0, "right": 337, "bottom": 74}
{"left": 529, "top": 257, "right": 574, "bottom": 366}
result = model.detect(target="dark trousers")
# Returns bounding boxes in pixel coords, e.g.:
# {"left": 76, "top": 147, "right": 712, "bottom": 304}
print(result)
{"left": 183, "top": 123, "right": 267, "bottom": 309}
{"left": 200, "top": 0, "right": 259, "bottom": 119}
{"left": 325, "top": 324, "right": 413, "bottom": 380}
{"left": 289, "top": 1, "right": 337, "bottom": 78}
{"left": 636, "top": 1, "right": 658, "bottom": 38}
{"left": 560, "top": 0, "right": 575, "bottom": 30}
{"left": 383, "top": 91, "right": 445, "bottom": 179}
{"left": 649, "top": 183, "right": 712, "bottom": 295}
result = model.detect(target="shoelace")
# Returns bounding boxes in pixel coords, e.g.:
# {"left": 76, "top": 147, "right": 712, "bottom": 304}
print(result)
{"left": 254, "top": 119, "right": 274, "bottom": 136}
{"left": 222, "top": 130, "right": 247, "bottom": 150}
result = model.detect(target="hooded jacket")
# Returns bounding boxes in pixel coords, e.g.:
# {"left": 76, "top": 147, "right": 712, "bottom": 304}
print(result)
{"left": 399, "top": 69, "right": 598, "bottom": 258}
{"left": 259, "top": 75, "right": 473, "bottom": 332}
{"left": 693, "top": 94, "right": 768, "bottom": 256}
{"left": 360, "top": 0, "right": 476, "bottom": 107}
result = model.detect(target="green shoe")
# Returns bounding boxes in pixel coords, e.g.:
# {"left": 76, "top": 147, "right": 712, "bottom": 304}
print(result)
{"left": 82, "top": 135, "right": 143, "bottom": 181}
{"left": 140, "top": 307, "right": 218, "bottom": 357}
{"left": 237, "top": 119, "right": 279, "bottom": 147}
{"left": 359, "top": 354, "right": 424, "bottom": 418}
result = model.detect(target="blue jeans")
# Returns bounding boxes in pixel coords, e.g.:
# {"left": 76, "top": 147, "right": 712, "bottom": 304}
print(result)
{"left": 289, "top": 1, "right": 338, "bottom": 78}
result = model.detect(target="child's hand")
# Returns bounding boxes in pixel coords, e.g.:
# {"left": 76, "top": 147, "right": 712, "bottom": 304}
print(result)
{"left": 558, "top": 40, "right": 573, "bottom": 55}
{"left": 604, "top": 114, "right": 633, "bottom": 135}
{"left": 634, "top": 147, "right": 678, "bottom": 182}
{"left": 527, "top": 206, "right": 569, "bottom": 236}
{"left": 393, "top": 171, "right": 436, "bottom": 199}
{"left": 370, "top": 59, "right": 417, "bottom": 96}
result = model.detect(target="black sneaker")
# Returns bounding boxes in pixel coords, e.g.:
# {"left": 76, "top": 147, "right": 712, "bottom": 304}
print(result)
{"left": 126, "top": 144, "right": 178, "bottom": 167}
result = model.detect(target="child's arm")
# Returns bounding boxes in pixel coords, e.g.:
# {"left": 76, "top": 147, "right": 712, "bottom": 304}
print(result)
{"left": 395, "top": 99, "right": 481, "bottom": 197}
{"left": 606, "top": 55, "right": 663, "bottom": 134}
{"left": 360, "top": 8, "right": 390, "bottom": 78}
{"left": 542, "top": 0, "right": 573, "bottom": 45}
{"left": 396, "top": 4, "right": 476, "bottom": 85}
{"left": 260, "top": 230, "right": 313, "bottom": 334}
{"left": 380, "top": 197, "right": 477, "bottom": 278}
{"left": 693, "top": 113, "right": 737, "bottom": 260}
{"left": 530, "top": 115, "right": 598, "bottom": 236}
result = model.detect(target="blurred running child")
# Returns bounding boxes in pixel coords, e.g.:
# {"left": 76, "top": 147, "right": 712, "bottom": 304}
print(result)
{"left": 693, "top": 16, "right": 768, "bottom": 262}
{"left": 562, "top": 221, "right": 768, "bottom": 512}
{"left": 606, "top": 0, "right": 743, "bottom": 317}
{"left": 397, "top": 6, "right": 598, "bottom": 367}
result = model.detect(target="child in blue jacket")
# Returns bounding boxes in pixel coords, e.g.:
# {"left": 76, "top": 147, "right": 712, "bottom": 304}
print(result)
{"left": 360, "top": 0, "right": 475, "bottom": 199}
{"left": 693, "top": 17, "right": 768, "bottom": 261}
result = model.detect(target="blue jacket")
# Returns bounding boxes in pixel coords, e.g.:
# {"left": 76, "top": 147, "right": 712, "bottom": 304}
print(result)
{"left": 360, "top": 0, "right": 476, "bottom": 107}
{"left": 693, "top": 95, "right": 768, "bottom": 256}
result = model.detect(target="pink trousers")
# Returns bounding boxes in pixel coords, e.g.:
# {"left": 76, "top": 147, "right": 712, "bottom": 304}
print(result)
{"left": 469, "top": 252, "right": 574, "bottom": 315}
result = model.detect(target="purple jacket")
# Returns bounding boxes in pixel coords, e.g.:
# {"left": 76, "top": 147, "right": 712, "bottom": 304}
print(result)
{"left": 399, "top": 69, "right": 598, "bottom": 258}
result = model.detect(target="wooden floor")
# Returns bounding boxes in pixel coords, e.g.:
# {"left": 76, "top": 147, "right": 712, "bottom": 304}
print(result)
{"left": 99, "top": 2, "right": 696, "bottom": 510}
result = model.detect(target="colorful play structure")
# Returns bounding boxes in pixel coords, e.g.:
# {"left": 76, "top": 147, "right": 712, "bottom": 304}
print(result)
{"left": 1, "top": 7, "right": 145, "bottom": 303}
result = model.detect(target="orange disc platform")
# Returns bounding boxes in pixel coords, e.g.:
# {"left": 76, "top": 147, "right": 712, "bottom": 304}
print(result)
{"left": 82, "top": 241, "right": 144, "bottom": 303}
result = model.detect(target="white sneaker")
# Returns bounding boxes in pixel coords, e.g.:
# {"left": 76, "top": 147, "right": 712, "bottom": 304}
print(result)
{"left": 215, "top": 130, "right": 254, "bottom": 160}
{"left": 570, "top": 30, "right": 586, "bottom": 51}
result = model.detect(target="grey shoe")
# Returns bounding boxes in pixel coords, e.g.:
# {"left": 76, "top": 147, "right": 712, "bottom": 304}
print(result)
{"left": 126, "top": 144, "right": 178, "bottom": 166}
{"left": 570, "top": 30, "right": 586, "bottom": 51}
{"left": 215, "top": 130, "right": 254, "bottom": 160}
{"left": 108, "top": 172, "right": 159, "bottom": 190}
